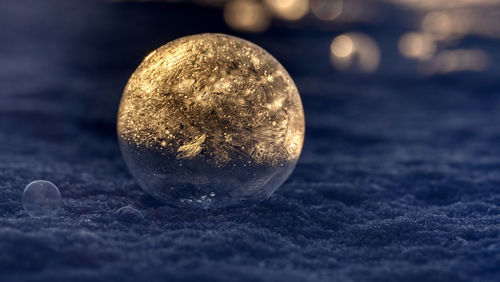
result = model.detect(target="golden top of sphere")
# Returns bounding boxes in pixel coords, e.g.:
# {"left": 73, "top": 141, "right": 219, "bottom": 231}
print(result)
{"left": 118, "top": 33, "right": 304, "bottom": 167}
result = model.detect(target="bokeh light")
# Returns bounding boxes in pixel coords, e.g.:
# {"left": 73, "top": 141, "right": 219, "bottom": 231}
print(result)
{"left": 330, "top": 32, "right": 380, "bottom": 73}
{"left": 330, "top": 35, "right": 353, "bottom": 58}
{"left": 421, "top": 11, "right": 460, "bottom": 41}
{"left": 386, "top": 0, "right": 500, "bottom": 11}
{"left": 224, "top": 0, "right": 271, "bottom": 32}
{"left": 110, "top": 0, "right": 498, "bottom": 76}
{"left": 264, "top": 0, "right": 310, "bottom": 21}
{"left": 398, "top": 32, "right": 436, "bottom": 60}
{"left": 421, "top": 49, "right": 489, "bottom": 74}
{"left": 311, "top": 0, "right": 343, "bottom": 21}
{"left": 421, "top": 9, "right": 500, "bottom": 41}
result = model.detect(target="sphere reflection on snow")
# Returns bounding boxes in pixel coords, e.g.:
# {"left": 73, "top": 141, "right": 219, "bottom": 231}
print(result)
{"left": 117, "top": 33, "right": 305, "bottom": 208}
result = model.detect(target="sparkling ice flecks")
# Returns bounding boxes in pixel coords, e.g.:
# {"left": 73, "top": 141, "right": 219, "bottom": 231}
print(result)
{"left": 117, "top": 33, "right": 305, "bottom": 208}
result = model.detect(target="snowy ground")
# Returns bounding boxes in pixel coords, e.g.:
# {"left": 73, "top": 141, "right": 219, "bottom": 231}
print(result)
{"left": 0, "top": 1, "right": 498, "bottom": 281}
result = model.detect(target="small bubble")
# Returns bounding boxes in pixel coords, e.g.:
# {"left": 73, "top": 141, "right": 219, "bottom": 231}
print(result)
{"left": 116, "top": 205, "right": 145, "bottom": 224}
{"left": 210, "top": 192, "right": 216, "bottom": 197}
{"left": 22, "top": 180, "right": 61, "bottom": 218}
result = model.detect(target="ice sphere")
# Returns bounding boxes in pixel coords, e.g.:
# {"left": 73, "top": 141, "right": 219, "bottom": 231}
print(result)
{"left": 117, "top": 33, "right": 305, "bottom": 208}
{"left": 22, "top": 180, "right": 61, "bottom": 218}
{"left": 116, "top": 205, "right": 145, "bottom": 223}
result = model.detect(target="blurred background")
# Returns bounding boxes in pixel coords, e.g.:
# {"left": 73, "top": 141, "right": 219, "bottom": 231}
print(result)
{"left": 167, "top": 0, "right": 500, "bottom": 76}
{"left": 3, "top": 0, "right": 500, "bottom": 126}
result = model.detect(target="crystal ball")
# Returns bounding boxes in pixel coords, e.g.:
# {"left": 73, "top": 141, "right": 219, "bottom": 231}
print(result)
{"left": 22, "top": 180, "right": 61, "bottom": 218}
{"left": 117, "top": 33, "right": 305, "bottom": 208}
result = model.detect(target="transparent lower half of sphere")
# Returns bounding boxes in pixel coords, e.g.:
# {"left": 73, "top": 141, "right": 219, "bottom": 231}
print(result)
{"left": 22, "top": 180, "right": 61, "bottom": 218}
{"left": 119, "top": 141, "right": 298, "bottom": 208}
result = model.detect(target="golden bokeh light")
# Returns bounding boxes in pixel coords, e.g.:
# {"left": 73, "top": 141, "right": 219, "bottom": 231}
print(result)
{"left": 421, "top": 9, "right": 500, "bottom": 41}
{"left": 112, "top": 0, "right": 497, "bottom": 77}
{"left": 421, "top": 12, "right": 455, "bottom": 40}
{"left": 398, "top": 32, "right": 436, "bottom": 60}
{"left": 224, "top": 0, "right": 271, "bottom": 33}
{"left": 421, "top": 49, "right": 489, "bottom": 74}
{"left": 386, "top": 0, "right": 500, "bottom": 11}
{"left": 264, "top": 0, "right": 310, "bottom": 21}
{"left": 330, "top": 35, "right": 353, "bottom": 58}
{"left": 420, "top": 11, "right": 478, "bottom": 41}
{"left": 311, "top": 0, "right": 343, "bottom": 21}
{"left": 330, "top": 32, "right": 380, "bottom": 73}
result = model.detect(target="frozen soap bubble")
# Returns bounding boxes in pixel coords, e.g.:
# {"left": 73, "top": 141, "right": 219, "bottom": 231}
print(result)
{"left": 117, "top": 33, "right": 305, "bottom": 208}
{"left": 116, "top": 205, "right": 145, "bottom": 223}
{"left": 22, "top": 180, "right": 61, "bottom": 218}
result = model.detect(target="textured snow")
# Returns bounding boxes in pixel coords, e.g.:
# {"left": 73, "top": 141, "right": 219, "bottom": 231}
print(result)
{"left": 0, "top": 1, "right": 498, "bottom": 281}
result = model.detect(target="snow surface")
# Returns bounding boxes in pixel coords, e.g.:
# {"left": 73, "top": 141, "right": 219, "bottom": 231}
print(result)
{"left": 0, "top": 1, "right": 498, "bottom": 281}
